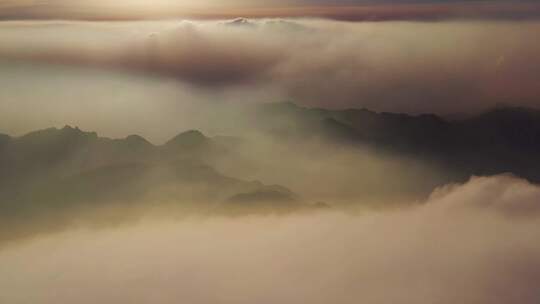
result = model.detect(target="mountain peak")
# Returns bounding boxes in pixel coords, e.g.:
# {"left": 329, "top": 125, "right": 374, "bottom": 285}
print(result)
{"left": 20, "top": 126, "right": 97, "bottom": 142}
{"left": 124, "top": 135, "right": 153, "bottom": 148}
{"left": 165, "top": 130, "right": 208, "bottom": 148}
{"left": 62, "top": 125, "right": 79, "bottom": 131}
{"left": 125, "top": 134, "right": 149, "bottom": 143}
{"left": 223, "top": 18, "right": 255, "bottom": 27}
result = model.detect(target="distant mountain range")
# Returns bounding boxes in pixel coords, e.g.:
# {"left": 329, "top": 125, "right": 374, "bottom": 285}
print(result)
{"left": 0, "top": 125, "right": 306, "bottom": 244}
{"left": 0, "top": 125, "right": 301, "bottom": 205}
{"left": 2, "top": 102, "right": 540, "bottom": 243}
{"left": 252, "top": 102, "right": 540, "bottom": 183}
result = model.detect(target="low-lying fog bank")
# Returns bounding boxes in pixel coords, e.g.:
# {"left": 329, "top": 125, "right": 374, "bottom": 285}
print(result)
{"left": 1, "top": 174, "right": 539, "bottom": 304}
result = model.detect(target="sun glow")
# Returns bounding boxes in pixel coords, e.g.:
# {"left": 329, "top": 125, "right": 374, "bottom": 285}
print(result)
{"left": 68, "top": 0, "right": 233, "bottom": 11}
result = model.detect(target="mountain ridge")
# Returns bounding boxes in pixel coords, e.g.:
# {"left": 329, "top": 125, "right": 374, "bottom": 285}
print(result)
{"left": 251, "top": 102, "right": 540, "bottom": 184}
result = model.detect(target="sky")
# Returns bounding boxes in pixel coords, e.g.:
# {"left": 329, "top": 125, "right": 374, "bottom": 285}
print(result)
{"left": 1, "top": 0, "right": 540, "bottom": 20}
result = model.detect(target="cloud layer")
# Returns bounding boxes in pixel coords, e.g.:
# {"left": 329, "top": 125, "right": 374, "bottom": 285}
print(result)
{"left": 1, "top": 174, "right": 540, "bottom": 303}
{"left": 1, "top": 18, "right": 540, "bottom": 114}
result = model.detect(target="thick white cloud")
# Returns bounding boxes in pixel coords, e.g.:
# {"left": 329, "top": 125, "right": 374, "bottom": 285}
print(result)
{"left": 427, "top": 174, "right": 540, "bottom": 217}
{"left": 0, "top": 174, "right": 539, "bottom": 304}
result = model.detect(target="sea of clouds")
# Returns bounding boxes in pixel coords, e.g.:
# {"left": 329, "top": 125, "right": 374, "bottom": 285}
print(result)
{"left": 1, "top": 174, "right": 539, "bottom": 304}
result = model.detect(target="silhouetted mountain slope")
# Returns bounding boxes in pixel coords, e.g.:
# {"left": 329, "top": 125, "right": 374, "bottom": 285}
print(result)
{"left": 0, "top": 126, "right": 304, "bottom": 225}
{"left": 9, "top": 160, "right": 295, "bottom": 211}
{"left": 0, "top": 127, "right": 226, "bottom": 184}
{"left": 160, "top": 129, "right": 231, "bottom": 161}
{"left": 0, "top": 133, "right": 10, "bottom": 145}
{"left": 8, "top": 104, "right": 540, "bottom": 244}
{"left": 165, "top": 130, "right": 208, "bottom": 149}
{"left": 254, "top": 102, "right": 540, "bottom": 183}
{"left": 3, "top": 102, "right": 540, "bottom": 228}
